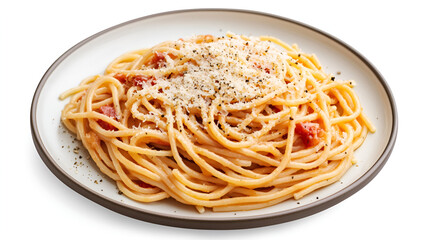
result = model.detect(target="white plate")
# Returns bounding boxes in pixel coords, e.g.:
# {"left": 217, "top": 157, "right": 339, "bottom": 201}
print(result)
{"left": 31, "top": 9, "right": 397, "bottom": 229}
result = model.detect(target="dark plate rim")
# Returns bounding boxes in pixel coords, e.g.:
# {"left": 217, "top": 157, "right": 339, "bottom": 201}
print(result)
{"left": 30, "top": 8, "right": 398, "bottom": 229}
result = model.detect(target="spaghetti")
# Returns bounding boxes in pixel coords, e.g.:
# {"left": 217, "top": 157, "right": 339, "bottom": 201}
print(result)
{"left": 60, "top": 33, "right": 375, "bottom": 213}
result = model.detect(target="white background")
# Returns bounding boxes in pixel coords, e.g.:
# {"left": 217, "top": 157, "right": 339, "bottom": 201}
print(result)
{"left": 0, "top": 0, "right": 426, "bottom": 239}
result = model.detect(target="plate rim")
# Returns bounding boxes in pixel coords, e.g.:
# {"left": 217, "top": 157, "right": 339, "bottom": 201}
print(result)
{"left": 30, "top": 8, "right": 398, "bottom": 229}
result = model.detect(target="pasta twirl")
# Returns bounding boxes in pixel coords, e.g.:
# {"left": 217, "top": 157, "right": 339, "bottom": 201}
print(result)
{"left": 60, "top": 33, "right": 375, "bottom": 213}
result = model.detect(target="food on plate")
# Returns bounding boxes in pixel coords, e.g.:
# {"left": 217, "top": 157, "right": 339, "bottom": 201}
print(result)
{"left": 60, "top": 33, "right": 375, "bottom": 212}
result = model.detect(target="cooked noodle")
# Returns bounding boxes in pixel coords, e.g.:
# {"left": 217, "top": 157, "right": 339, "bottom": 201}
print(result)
{"left": 60, "top": 33, "right": 375, "bottom": 213}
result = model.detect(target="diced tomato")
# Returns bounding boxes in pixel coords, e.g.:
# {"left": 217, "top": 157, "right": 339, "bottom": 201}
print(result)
{"left": 113, "top": 73, "right": 156, "bottom": 88}
{"left": 150, "top": 51, "right": 167, "bottom": 69}
{"left": 99, "top": 105, "right": 116, "bottom": 118}
{"left": 97, "top": 105, "right": 117, "bottom": 131}
{"left": 135, "top": 180, "right": 154, "bottom": 188}
{"left": 131, "top": 75, "right": 150, "bottom": 86}
{"left": 295, "top": 122, "right": 323, "bottom": 147}
{"left": 113, "top": 73, "right": 127, "bottom": 83}
{"left": 130, "top": 75, "right": 156, "bottom": 87}
{"left": 98, "top": 121, "right": 116, "bottom": 131}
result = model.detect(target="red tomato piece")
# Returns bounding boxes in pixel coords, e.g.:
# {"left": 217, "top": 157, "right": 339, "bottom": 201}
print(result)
{"left": 97, "top": 105, "right": 117, "bottom": 131}
{"left": 295, "top": 122, "right": 323, "bottom": 147}
{"left": 100, "top": 105, "right": 116, "bottom": 118}
{"left": 113, "top": 73, "right": 127, "bottom": 83}
{"left": 130, "top": 75, "right": 156, "bottom": 87}
{"left": 150, "top": 52, "right": 167, "bottom": 69}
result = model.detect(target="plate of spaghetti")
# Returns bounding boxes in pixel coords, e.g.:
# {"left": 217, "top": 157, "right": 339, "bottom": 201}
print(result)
{"left": 31, "top": 9, "right": 397, "bottom": 229}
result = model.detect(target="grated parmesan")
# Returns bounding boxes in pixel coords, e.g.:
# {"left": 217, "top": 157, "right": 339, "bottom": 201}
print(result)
{"left": 138, "top": 33, "right": 292, "bottom": 109}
